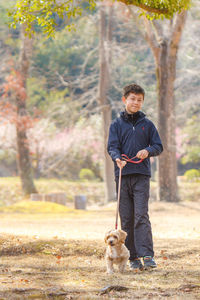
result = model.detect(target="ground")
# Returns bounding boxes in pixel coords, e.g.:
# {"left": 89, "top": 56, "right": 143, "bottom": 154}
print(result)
{"left": 0, "top": 201, "right": 200, "bottom": 299}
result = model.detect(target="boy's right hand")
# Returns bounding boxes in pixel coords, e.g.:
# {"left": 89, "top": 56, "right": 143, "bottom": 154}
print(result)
{"left": 115, "top": 158, "right": 127, "bottom": 169}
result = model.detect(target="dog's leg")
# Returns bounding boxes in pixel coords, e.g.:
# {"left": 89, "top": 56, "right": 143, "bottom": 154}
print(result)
{"left": 119, "top": 263, "right": 126, "bottom": 273}
{"left": 106, "top": 259, "right": 114, "bottom": 274}
{"left": 119, "top": 257, "right": 129, "bottom": 273}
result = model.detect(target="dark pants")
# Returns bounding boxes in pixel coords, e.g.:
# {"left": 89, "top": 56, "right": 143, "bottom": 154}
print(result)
{"left": 116, "top": 174, "right": 154, "bottom": 260}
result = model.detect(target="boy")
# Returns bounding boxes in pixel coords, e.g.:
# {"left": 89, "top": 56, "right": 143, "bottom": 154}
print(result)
{"left": 107, "top": 83, "right": 163, "bottom": 270}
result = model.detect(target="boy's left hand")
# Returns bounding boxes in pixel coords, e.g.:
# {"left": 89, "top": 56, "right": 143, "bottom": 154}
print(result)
{"left": 136, "top": 149, "right": 149, "bottom": 159}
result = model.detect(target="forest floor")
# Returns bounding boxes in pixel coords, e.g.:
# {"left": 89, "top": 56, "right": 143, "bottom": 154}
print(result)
{"left": 0, "top": 200, "right": 200, "bottom": 299}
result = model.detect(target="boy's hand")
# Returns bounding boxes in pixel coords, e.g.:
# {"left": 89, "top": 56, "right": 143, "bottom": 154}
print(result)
{"left": 116, "top": 158, "right": 127, "bottom": 169}
{"left": 136, "top": 149, "right": 149, "bottom": 159}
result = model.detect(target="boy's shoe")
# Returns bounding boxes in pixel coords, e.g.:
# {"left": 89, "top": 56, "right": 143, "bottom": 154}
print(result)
{"left": 129, "top": 258, "right": 143, "bottom": 270}
{"left": 143, "top": 256, "right": 157, "bottom": 269}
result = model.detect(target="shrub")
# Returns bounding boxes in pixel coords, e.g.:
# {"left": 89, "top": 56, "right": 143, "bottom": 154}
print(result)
{"left": 79, "top": 168, "right": 96, "bottom": 181}
{"left": 184, "top": 169, "right": 200, "bottom": 182}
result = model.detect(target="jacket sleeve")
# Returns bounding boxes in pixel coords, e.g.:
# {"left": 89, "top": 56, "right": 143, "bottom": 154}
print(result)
{"left": 145, "top": 122, "right": 163, "bottom": 157}
{"left": 107, "top": 121, "right": 122, "bottom": 161}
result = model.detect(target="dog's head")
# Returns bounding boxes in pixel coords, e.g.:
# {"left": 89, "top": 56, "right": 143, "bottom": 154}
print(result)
{"left": 104, "top": 229, "right": 127, "bottom": 246}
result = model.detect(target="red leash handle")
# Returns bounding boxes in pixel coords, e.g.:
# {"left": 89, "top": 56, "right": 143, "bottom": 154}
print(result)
{"left": 121, "top": 154, "right": 143, "bottom": 164}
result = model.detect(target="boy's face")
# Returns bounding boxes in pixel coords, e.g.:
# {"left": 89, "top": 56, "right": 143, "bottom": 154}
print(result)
{"left": 125, "top": 92, "right": 144, "bottom": 114}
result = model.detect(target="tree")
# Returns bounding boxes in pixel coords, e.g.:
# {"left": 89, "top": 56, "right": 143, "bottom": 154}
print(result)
{"left": 8, "top": 0, "right": 191, "bottom": 202}
{"left": 98, "top": 2, "right": 116, "bottom": 201}
{"left": 0, "top": 1, "right": 38, "bottom": 194}
{"left": 15, "top": 24, "right": 37, "bottom": 194}
{"left": 142, "top": 11, "right": 187, "bottom": 202}
{"left": 175, "top": 2, "right": 200, "bottom": 125}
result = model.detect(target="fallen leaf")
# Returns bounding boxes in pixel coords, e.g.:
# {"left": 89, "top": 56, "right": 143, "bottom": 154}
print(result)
{"left": 99, "top": 285, "right": 129, "bottom": 295}
{"left": 22, "top": 247, "right": 26, "bottom": 253}
{"left": 179, "top": 284, "right": 199, "bottom": 292}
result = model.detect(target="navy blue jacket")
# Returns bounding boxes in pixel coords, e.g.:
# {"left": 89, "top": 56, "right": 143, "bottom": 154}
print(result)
{"left": 107, "top": 111, "right": 163, "bottom": 178}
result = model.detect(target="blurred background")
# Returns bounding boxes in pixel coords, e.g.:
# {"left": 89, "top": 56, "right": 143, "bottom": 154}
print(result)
{"left": 0, "top": 0, "right": 199, "bottom": 208}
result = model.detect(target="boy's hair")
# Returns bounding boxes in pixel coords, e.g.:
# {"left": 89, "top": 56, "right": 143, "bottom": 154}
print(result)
{"left": 123, "top": 83, "right": 145, "bottom": 99}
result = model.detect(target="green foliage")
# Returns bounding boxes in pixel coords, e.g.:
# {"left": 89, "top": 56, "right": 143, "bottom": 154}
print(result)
{"left": 0, "top": 0, "right": 14, "bottom": 25}
{"left": 8, "top": 0, "right": 96, "bottom": 37}
{"left": 184, "top": 169, "right": 200, "bottom": 182}
{"left": 27, "top": 77, "right": 74, "bottom": 120}
{"left": 33, "top": 27, "right": 90, "bottom": 80}
{"left": 0, "top": 149, "right": 16, "bottom": 166}
{"left": 79, "top": 168, "right": 96, "bottom": 181}
{"left": 181, "top": 146, "right": 200, "bottom": 164}
{"left": 8, "top": 0, "right": 191, "bottom": 37}
{"left": 136, "top": 0, "right": 191, "bottom": 20}
{"left": 181, "top": 115, "right": 200, "bottom": 164}
{"left": 26, "top": 17, "right": 98, "bottom": 120}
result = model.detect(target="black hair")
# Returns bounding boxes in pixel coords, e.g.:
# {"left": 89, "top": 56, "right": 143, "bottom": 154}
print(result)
{"left": 123, "top": 83, "right": 145, "bottom": 99}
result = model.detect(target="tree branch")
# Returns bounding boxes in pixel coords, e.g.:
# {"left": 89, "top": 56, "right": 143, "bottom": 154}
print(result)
{"left": 169, "top": 10, "right": 187, "bottom": 57}
{"left": 119, "top": 0, "right": 169, "bottom": 15}
{"left": 143, "top": 17, "right": 160, "bottom": 61}
{"left": 152, "top": 19, "right": 164, "bottom": 42}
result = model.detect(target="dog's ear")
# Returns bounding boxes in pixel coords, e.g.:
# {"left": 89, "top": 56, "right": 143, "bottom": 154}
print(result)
{"left": 104, "top": 230, "right": 112, "bottom": 243}
{"left": 104, "top": 233, "right": 109, "bottom": 243}
{"left": 118, "top": 230, "right": 127, "bottom": 243}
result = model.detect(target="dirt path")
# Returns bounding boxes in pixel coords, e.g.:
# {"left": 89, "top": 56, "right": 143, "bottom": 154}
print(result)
{"left": 0, "top": 201, "right": 199, "bottom": 240}
{"left": 0, "top": 201, "right": 200, "bottom": 299}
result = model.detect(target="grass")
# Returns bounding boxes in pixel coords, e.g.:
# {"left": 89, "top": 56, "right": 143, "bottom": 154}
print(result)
{"left": 0, "top": 234, "right": 199, "bottom": 299}
{"left": 0, "top": 177, "right": 105, "bottom": 207}
{"left": 0, "top": 200, "right": 81, "bottom": 214}
{"left": 0, "top": 200, "right": 199, "bottom": 299}
{"left": 0, "top": 177, "right": 199, "bottom": 298}
{"left": 178, "top": 181, "right": 200, "bottom": 202}
{"left": 0, "top": 177, "right": 200, "bottom": 208}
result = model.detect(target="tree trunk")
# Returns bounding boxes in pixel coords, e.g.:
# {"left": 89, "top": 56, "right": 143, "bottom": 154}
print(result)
{"left": 144, "top": 11, "right": 187, "bottom": 202}
{"left": 156, "top": 40, "right": 178, "bottom": 202}
{"left": 98, "top": 3, "right": 115, "bottom": 202}
{"left": 16, "top": 24, "right": 37, "bottom": 195}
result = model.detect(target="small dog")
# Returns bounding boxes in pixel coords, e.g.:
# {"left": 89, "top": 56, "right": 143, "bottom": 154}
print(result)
{"left": 104, "top": 229, "right": 130, "bottom": 274}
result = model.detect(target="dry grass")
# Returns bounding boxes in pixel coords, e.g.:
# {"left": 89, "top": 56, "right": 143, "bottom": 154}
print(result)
{"left": 0, "top": 201, "right": 200, "bottom": 299}
{"left": 0, "top": 236, "right": 199, "bottom": 299}
{"left": 0, "top": 177, "right": 105, "bottom": 207}
{"left": 1, "top": 177, "right": 200, "bottom": 207}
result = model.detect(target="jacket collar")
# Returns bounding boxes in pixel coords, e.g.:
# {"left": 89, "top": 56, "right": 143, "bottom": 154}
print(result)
{"left": 120, "top": 110, "right": 146, "bottom": 122}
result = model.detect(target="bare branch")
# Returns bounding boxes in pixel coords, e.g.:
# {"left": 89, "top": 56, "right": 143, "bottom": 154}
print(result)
{"left": 143, "top": 17, "right": 160, "bottom": 61}
{"left": 152, "top": 19, "right": 164, "bottom": 42}
{"left": 56, "top": 71, "right": 69, "bottom": 87}
{"left": 80, "top": 46, "right": 98, "bottom": 76}
{"left": 169, "top": 10, "right": 187, "bottom": 57}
